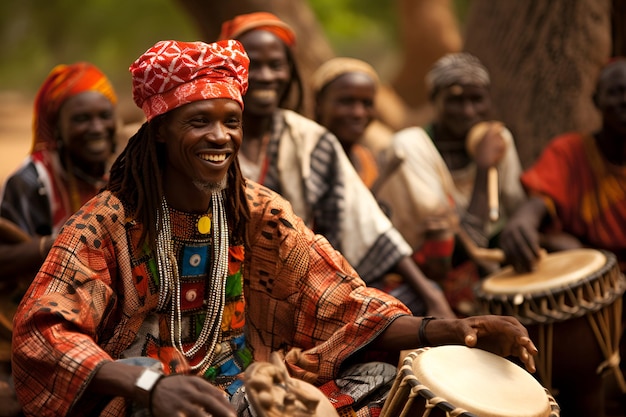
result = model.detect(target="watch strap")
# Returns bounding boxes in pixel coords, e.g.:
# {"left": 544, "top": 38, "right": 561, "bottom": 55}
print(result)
{"left": 134, "top": 367, "right": 164, "bottom": 408}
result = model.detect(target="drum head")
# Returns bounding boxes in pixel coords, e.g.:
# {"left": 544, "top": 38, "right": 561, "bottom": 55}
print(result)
{"left": 412, "top": 345, "right": 551, "bottom": 417}
{"left": 481, "top": 249, "right": 606, "bottom": 295}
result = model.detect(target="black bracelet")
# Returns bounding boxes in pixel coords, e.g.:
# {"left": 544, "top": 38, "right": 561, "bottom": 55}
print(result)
{"left": 419, "top": 316, "right": 436, "bottom": 346}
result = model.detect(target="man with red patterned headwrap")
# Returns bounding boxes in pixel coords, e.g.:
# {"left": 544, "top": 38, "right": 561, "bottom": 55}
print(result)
{"left": 12, "top": 39, "right": 538, "bottom": 417}
{"left": 0, "top": 62, "right": 118, "bottom": 415}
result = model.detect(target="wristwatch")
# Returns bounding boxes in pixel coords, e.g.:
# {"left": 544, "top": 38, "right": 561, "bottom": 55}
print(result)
{"left": 134, "top": 367, "right": 164, "bottom": 408}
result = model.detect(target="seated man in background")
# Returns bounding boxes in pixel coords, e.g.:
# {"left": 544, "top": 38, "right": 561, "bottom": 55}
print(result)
{"left": 500, "top": 57, "right": 626, "bottom": 272}
{"left": 499, "top": 57, "right": 626, "bottom": 417}
{"left": 375, "top": 52, "right": 526, "bottom": 316}
{"left": 0, "top": 62, "right": 118, "bottom": 416}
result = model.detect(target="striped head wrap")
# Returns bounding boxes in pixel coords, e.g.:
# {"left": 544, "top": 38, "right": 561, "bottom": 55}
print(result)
{"left": 218, "top": 12, "right": 296, "bottom": 47}
{"left": 129, "top": 39, "right": 249, "bottom": 121}
{"left": 425, "top": 52, "right": 490, "bottom": 99}
{"left": 311, "top": 57, "right": 380, "bottom": 96}
{"left": 32, "top": 62, "right": 117, "bottom": 153}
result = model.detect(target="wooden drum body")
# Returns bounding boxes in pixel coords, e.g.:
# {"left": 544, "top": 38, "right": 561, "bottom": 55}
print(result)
{"left": 475, "top": 249, "right": 626, "bottom": 414}
{"left": 380, "top": 345, "right": 559, "bottom": 417}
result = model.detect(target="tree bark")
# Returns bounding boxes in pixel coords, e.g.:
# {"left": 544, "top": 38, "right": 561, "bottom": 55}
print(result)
{"left": 463, "top": 0, "right": 612, "bottom": 169}
{"left": 612, "top": 0, "right": 626, "bottom": 57}
{"left": 391, "top": 0, "right": 462, "bottom": 110}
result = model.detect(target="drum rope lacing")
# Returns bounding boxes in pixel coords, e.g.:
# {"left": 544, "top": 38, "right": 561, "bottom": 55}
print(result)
{"left": 476, "top": 251, "right": 626, "bottom": 395}
{"left": 411, "top": 384, "right": 469, "bottom": 417}
{"left": 477, "top": 254, "right": 626, "bottom": 325}
{"left": 381, "top": 348, "right": 561, "bottom": 417}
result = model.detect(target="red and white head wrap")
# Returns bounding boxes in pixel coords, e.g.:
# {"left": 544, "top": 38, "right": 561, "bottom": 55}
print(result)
{"left": 218, "top": 12, "right": 296, "bottom": 47}
{"left": 129, "top": 39, "right": 249, "bottom": 121}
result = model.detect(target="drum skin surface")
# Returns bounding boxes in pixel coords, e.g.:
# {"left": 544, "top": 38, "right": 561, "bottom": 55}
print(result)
{"left": 475, "top": 248, "right": 625, "bottom": 325}
{"left": 474, "top": 248, "right": 626, "bottom": 416}
{"left": 481, "top": 249, "right": 605, "bottom": 294}
{"left": 411, "top": 346, "right": 551, "bottom": 417}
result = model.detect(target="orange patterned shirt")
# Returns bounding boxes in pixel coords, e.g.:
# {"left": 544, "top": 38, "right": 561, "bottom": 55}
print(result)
{"left": 12, "top": 181, "right": 410, "bottom": 416}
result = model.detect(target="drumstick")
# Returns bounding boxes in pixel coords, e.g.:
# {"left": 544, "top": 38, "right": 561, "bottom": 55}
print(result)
{"left": 0, "top": 218, "right": 30, "bottom": 243}
{"left": 457, "top": 224, "right": 550, "bottom": 272}
{"left": 456, "top": 226, "right": 506, "bottom": 264}
{"left": 466, "top": 121, "right": 505, "bottom": 223}
{"left": 488, "top": 167, "right": 499, "bottom": 222}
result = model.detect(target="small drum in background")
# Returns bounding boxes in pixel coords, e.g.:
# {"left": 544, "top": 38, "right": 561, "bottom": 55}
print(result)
{"left": 380, "top": 345, "right": 559, "bottom": 417}
{"left": 475, "top": 248, "right": 626, "bottom": 415}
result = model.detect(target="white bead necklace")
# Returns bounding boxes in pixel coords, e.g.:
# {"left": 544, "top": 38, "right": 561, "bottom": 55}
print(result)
{"left": 156, "top": 191, "right": 230, "bottom": 372}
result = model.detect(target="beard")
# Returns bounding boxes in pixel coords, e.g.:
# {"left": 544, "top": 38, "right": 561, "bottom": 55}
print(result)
{"left": 193, "top": 175, "right": 228, "bottom": 196}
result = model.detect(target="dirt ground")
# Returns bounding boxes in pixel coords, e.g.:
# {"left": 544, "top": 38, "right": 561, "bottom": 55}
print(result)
{"left": 0, "top": 91, "right": 33, "bottom": 185}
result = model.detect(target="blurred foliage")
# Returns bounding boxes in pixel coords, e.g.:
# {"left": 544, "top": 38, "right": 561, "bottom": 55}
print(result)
{"left": 0, "top": 0, "right": 469, "bottom": 96}
{"left": 310, "top": 0, "right": 469, "bottom": 52}
{"left": 309, "top": 0, "right": 469, "bottom": 78}
{"left": 0, "top": 0, "right": 199, "bottom": 96}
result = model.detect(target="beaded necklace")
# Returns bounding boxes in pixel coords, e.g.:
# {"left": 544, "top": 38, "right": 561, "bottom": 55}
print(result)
{"left": 156, "top": 190, "right": 230, "bottom": 372}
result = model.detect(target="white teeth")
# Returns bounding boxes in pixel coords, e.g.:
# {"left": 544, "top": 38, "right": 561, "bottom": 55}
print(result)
{"left": 199, "top": 154, "right": 227, "bottom": 162}
{"left": 250, "top": 90, "right": 276, "bottom": 100}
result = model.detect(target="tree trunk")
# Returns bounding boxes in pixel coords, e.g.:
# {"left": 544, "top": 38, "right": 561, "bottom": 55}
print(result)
{"left": 612, "top": 0, "right": 626, "bottom": 57}
{"left": 391, "top": 0, "right": 462, "bottom": 110}
{"left": 463, "top": 0, "right": 612, "bottom": 169}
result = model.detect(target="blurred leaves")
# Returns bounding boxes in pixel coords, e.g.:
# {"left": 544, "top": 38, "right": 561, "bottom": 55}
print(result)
{"left": 0, "top": 0, "right": 469, "bottom": 95}
{"left": 0, "top": 0, "right": 199, "bottom": 95}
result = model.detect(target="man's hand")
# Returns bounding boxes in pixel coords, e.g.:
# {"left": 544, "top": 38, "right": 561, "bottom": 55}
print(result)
{"left": 458, "top": 315, "right": 538, "bottom": 373}
{"left": 499, "top": 197, "right": 547, "bottom": 273}
{"left": 473, "top": 123, "right": 507, "bottom": 169}
{"left": 151, "top": 375, "right": 235, "bottom": 417}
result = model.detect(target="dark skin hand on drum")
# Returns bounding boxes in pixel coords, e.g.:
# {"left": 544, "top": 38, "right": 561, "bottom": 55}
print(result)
{"left": 498, "top": 196, "right": 544, "bottom": 272}
{"left": 92, "top": 362, "right": 236, "bottom": 417}
{"left": 457, "top": 315, "right": 537, "bottom": 372}
{"left": 500, "top": 196, "right": 583, "bottom": 273}
{"left": 151, "top": 375, "right": 235, "bottom": 417}
{"left": 372, "top": 315, "right": 538, "bottom": 373}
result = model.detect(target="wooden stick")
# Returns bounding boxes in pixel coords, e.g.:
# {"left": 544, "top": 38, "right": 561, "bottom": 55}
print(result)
{"left": 466, "top": 121, "right": 504, "bottom": 224}
{"left": 488, "top": 166, "right": 499, "bottom": 222}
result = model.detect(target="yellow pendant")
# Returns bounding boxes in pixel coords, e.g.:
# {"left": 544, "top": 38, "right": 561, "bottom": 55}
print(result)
{"left": 197, "top": 215, "right": 212, "bottom": 234}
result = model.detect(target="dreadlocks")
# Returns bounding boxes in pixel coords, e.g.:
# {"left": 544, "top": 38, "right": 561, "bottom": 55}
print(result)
{"left": 280, "top": 46, "right": 304, "bottom": 113}
{"left": 106, "top": 119, "right": 250, "bottom": 254}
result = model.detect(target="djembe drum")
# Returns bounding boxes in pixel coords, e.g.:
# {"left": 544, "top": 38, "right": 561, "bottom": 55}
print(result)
{"left": 380, "top": 345, "right": 559, "bottom": 417}
{"left": 475, "top": 248, "right": 626, "bottom": 414}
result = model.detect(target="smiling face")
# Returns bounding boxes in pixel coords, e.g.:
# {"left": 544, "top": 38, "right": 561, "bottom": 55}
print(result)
{"left": 238, "top": 30, "right": 292, "bottom": 117}
{"left": 158, "top": 99, "right": 243, "bottom": 210}
{"left": 315, "top": 72, "right": 377, "bottom": 149}
{"left": 433, "top": 84, "right": 492, "bottom": 140}
{"left": 57, "top": 90, "right": 116, "bottom": 173}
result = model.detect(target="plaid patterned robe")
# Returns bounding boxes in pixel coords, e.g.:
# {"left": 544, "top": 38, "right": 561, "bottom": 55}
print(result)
{"left": 12, "top": 181, "right": 410, "bottom": 416}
